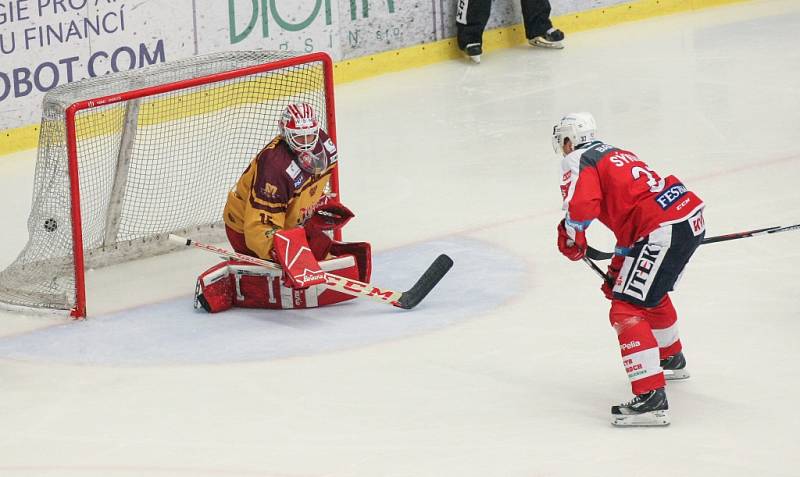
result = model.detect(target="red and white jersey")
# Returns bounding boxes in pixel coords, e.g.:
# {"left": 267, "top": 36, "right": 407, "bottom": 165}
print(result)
{"left": 560, "top": 141, "right": 704, "bottom": 247}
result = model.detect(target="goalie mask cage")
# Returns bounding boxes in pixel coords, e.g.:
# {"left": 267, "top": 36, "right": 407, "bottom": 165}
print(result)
{"left": 0, "top": 51, "right": 338, "bottom": 318}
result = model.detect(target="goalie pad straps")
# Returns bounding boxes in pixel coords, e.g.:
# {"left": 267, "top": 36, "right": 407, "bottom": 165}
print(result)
{"left": 273, "top": 227, "right": 326, "bottom": 289}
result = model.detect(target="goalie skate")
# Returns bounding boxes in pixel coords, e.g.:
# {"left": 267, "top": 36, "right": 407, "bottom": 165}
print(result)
{"left": 611, "top": 388, "right": 670, "bottom": 427}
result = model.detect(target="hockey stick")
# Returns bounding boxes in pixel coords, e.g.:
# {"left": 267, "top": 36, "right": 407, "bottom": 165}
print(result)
{"left": 700, "top": 224, "right": 800, "bottom": 244}
{"left": 169, "top": 234, "right": 454, "bottom": 310}
{"left": 585, "top": 223, "right": 800, "bottom": 261}
{"left": 583, "top": 257, "right": 610, "bottom": 284}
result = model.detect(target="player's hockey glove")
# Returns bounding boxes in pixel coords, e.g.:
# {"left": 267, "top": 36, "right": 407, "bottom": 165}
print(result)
{"left": 557, "top": 219, "right": 587, "bottom": 261}
{"left": 601, "top": 254, "right": 624, "bottom": 300}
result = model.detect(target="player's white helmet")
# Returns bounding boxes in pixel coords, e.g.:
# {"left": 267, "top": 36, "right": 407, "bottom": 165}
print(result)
{"left": 552, "top": 113, "right": 597, "bottom": 155}
{"left": 279, "top": 102, "right": 320, "bottom": 154}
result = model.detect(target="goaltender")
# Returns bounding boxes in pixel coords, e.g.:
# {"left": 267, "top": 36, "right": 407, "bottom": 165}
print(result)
{"left": 194, "top": 102, "right": 371, "bottom": 312}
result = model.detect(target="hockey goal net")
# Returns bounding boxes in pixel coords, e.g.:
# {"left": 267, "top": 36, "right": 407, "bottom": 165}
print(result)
{"left": 0, "top": 51, "right": 338, "bottom": 318}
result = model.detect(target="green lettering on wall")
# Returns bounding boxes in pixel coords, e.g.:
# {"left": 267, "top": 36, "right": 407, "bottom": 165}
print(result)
{"left": 229, "top": 0, "right": 259, "bottom": 44}
{"left": 260, "top": 0, "right": 269, "bottom": 38}
{"left": 270, "top": 0, "right": 322, "bottom": 32}
{"left": 229, "top": 0, "right": 335, "bottom": 41}
{"left": 349, "top": 0, "right": 396, "bottom": 20}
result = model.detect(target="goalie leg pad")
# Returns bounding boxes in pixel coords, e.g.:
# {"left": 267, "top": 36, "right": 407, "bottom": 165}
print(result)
{"left": 195, "top": 261, "right": 236, "bottom": 313}
{"left": 314, "top": 254, "right": 361, "bottom": 307}
{"left": 231, "top": 262, "right": 283, "bottom": 309}
{"left": 329, "top": 241, "right": 372, "bottom": 282}
{"left": 306, "top": 229, "right": 333, "bottom": 261}
{"left": 196, "top": 260, "right": 284, "bottom": 311}
{"left": 194, "top": 252, "right": 371, "bottom": 311}
{"left": 233, "top": 255, "right": 362, "bottom": 309}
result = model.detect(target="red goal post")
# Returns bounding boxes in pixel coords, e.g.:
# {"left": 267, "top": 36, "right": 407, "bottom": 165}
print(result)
{"left": 0, "top": 51, "right": 338, "bottom": 318}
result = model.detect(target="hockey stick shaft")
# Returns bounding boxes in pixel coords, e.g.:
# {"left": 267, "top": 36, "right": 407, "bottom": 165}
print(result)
{"left": 699, "top": 224, "right": 800, "bottom": 244}
{"left": 169, "top": 234, "right": 452, "bottom": 309}
{"left": 583, "top": 257, "right": 610, "bottom": 284}
{"left": 586, "top": 223, "right": 800, "bottom": 260}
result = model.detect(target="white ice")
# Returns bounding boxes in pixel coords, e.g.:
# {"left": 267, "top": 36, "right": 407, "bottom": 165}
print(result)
{"left": 1, "top": 0, "right": 799, "bottom": 475}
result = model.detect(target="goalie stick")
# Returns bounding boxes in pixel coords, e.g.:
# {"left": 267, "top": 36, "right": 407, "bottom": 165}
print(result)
{"left": 585, "top": 223, "right": 800, "bottom": 261}
{"left": 169, "top": 234, "right": 453, "bottom": 310}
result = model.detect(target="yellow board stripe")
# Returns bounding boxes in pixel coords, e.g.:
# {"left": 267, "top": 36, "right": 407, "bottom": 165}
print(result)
{"left": 332, "top": 0, "right": 748, "bottom": 84}
{"left": 0, "top": 0, "right": 748, "bottom": 156}
{"left": 1, "top": 123, "right": 41, "bottom": 154}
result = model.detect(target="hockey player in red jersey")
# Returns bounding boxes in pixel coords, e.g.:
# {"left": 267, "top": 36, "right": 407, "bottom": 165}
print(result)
{"left": 194, "top": 102, "right": 371, "bottom": 312}
{"left": 552, "top": 112, "right": 706, "bottom": 426}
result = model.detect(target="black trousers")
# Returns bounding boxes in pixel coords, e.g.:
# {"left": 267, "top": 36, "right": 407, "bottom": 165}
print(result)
{"left": 456, "top": 0, "right": 554, "bottom": 48}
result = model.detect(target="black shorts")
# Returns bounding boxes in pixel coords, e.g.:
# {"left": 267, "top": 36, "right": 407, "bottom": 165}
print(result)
{"left": 612, "top": 209, "right": 706, "bottom": 307}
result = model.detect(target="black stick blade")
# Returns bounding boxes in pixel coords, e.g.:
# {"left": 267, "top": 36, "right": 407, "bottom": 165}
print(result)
{"left": 395, "top": 254, "right": 454, "bottom": 310}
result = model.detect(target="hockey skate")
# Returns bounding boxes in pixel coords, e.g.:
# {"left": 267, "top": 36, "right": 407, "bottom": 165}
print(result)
{"left": 461, "top": 43, "right": 482, "bottom": 63}
{"left": 529, "top": 28, "right": 565, "bottom": 49}
{"left": 661, "top": 351, "right": 690, "bottom": 380}
{"left": 611, "top": 388, "right": 669, "bottom": 427}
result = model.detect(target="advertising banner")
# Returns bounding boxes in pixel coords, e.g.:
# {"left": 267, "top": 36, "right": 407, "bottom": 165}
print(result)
{"left": 1, "top": 0, "right": 633, "bottom": 131}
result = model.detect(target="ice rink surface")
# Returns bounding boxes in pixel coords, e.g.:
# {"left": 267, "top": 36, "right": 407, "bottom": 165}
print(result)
{"left": 1, "top": 0, "right": 799, "bottom": 475}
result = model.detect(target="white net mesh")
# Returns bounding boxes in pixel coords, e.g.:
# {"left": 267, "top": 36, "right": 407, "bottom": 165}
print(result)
{"left": 0, "top": 51, "right": 333, "bottom": 315}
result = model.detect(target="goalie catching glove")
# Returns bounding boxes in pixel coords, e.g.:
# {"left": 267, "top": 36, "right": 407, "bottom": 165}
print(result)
{"left": 304, "top": 201, "right": 354, "bottom": 232}
{"left": 303, "top": 201, "right": 355, "bottom": 260}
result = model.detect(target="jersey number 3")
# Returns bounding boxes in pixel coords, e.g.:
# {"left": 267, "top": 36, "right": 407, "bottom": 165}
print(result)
{"left": 631, "top": 166, "right": 666, "bottom": 192}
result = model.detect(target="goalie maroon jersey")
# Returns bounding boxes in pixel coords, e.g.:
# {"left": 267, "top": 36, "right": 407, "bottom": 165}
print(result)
{"left": 223, "top": 130, "right": 338, "bottom": 259}
{"left": 560, "top": 141, "right": 704, "bottom": 247}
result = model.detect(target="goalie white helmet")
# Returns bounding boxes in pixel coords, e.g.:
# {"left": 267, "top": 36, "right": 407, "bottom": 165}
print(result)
{"left": 279, "top": 102, "right": 320, "bottom": 154}
{"left": 552, "top": 112, "right": 597, "bottom": 155}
